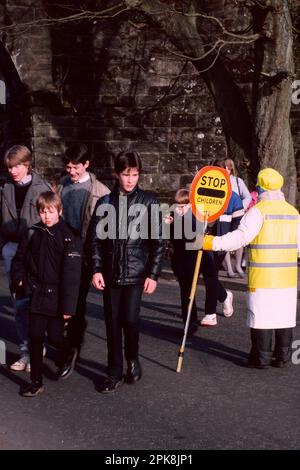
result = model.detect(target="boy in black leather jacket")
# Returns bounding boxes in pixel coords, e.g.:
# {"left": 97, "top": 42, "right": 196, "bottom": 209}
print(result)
{"left": 11, "top": 192, "right": 82, "bottom": 397}
{"left": 88, "top": 151, "right": 165, "bottom": 393}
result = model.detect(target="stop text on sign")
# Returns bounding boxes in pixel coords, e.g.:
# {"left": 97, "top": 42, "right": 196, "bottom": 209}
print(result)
{"left": 190, "top": 166, "right": 231, "bottom": 223}
{"left": 197, "top": 175, "right": 226, "bottom": 201}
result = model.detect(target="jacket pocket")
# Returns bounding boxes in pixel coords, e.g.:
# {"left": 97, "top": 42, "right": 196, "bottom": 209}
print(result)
{"left": 30, "top": 284, "right": 59, "bottom": 315}
{"left": 127, "top": 246, "right": 149, "bottom": 279}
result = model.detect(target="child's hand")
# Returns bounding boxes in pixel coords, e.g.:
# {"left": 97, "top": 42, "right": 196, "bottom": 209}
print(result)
{"left": 18, "top": 281, "right": 23, "bottom": 286}
{"left": 144, "top": 278, "right": 157, "bottom": 294}
{"left": 164, "top": 214, "right": 174, "bottom": 225}
{"left": 92, "top": 273, "right": 105, "bottom": 290}
{"left": 63, "top": 314, "right": 71, "bottom": 321}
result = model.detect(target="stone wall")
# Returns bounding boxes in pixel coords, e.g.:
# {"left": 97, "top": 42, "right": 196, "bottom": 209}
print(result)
{"left": 0, "top": 0, "right": 299, "bottom": 204}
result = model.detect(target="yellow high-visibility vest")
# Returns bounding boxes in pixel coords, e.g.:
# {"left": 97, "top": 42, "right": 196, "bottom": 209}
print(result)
{"left": 248, "top": 200, "right": 299, "bottom": 289}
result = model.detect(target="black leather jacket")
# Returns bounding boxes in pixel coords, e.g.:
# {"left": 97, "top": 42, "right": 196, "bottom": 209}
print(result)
{"left": 87, "top": 185, "right": 165, "bottom": 285}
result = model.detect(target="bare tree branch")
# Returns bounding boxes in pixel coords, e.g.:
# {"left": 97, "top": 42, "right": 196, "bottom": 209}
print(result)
{"left": 0, "top": 2, "right": 127, "bottom": 34}
{"left": 0, "top": 0, "right": 266, "bottom": 47}
{"left": 178, "top": 10, "right": 261, "bottom": 41}
{"left": 164, "top": 35, "right": 261, "bottom": 62}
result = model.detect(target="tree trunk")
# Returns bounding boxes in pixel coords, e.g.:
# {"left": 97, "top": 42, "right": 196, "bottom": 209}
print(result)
{"left": 129, "top": 0, "right": 253, "bottom": 174}
{"left": 128, "top": 0, "right": 296, "bottom": 194}
{"left": 201, "top": 61, "right": 253, "bottom": 171}
{"left": 252, "top": 0, "right": 296, "bottom": 203}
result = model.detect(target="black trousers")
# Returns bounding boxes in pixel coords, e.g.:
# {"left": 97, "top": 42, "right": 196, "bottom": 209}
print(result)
{"left": 201, "top": 252, "right": 227, "bottom": 315}
{"left": 66, "top": 262, "right": 91, "bottom": 349}
{"left": 29, "top": 313, "right": 71, "bottom": 384}
{"left": 249, "top": 328, "right": 293, "bottom": 366}
{"left": 178, "top": 276, "right": 198, "bottom": 324}
{"left": 176, "top": 251, "right": 227, "bottom": 321}
{"left": 103, "top": 284, "right": 144, "bottom": 378}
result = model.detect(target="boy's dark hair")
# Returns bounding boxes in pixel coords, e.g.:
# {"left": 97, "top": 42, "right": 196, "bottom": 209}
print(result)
{"left": 37, "top": 191, "right": 62, "bottom": 213}
{"left": 114, "top": 151, "right": 142, "bottom": 174}
{"left": 62, "top": 143, "right": 90, "bottom": 166}
{"left": 4, "top": 145, "right": 32, "bottom": 171}
{"left": 175, "top": 189, "right": 189, "bottom": 205}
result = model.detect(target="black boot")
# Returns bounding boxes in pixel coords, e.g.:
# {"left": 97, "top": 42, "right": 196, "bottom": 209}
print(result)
{"left": 100, "top": 376, "right": 124, "bottom": 393}
{"left": 247, "top": 350, "right": 272, "bottom": 369}
{"left": 125, "top": 359, "right": 142, "bottom": 384}
{"left": 57, "top": 347, "right": 78, "bottom": 379}
{"left": 273, "top": 344, "right": 291, "bottom": 367}
{"left": 21, "top": 381, "right": 44, "bottom": 397}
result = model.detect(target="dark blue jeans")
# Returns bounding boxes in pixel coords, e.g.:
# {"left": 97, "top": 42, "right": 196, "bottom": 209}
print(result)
{"left": 2, "top": 242, "right": 30, "bottom": 358}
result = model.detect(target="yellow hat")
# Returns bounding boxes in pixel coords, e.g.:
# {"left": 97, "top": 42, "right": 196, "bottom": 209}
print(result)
{"left": 257, "top": 168, "right": 284, "bottom": 191}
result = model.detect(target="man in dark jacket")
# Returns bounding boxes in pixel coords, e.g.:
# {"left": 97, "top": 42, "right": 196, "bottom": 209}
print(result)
{"left": 11, "top": 192, "right": 82, "bottom": 396}
{"left": 58, "top": 143, "right": 110, "bottom": 357}
{"left": 88, "top": 151, "right": 165, "bottom": 393}
{"left": 0, "top": 145, "right": 51, "bottom": 371}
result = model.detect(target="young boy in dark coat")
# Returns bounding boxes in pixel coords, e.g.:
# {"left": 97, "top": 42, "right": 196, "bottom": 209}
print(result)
{"left": 11, "top": 192, "right": 82, "bottom": 397}
{"left": 166, "top": 189, "right": 201, "bottom": 336}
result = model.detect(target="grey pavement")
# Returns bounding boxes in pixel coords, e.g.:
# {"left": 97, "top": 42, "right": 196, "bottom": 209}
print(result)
{"left": 0, "top": 261, "right": 300, "bottom": 450}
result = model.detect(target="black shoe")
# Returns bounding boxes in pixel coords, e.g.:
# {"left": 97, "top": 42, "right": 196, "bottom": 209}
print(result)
{"left": 125, "top": 360, "right": 142, "bottom": 384}
{"left": 57, "top": 347, "right": 78, "bottom": 379}
{"left": 100, "top": 376, "right": 124, "bottom": 394}
{"left": 21, "top": 382, "right": 44, "bottom": 397}
{"left": 246, "top": 359, "right": 269, "bottom": 370}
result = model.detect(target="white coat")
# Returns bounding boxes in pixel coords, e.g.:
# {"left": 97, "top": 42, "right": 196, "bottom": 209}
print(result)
{"left": 211, "top": 190, "right": 300, "bottom": 329}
